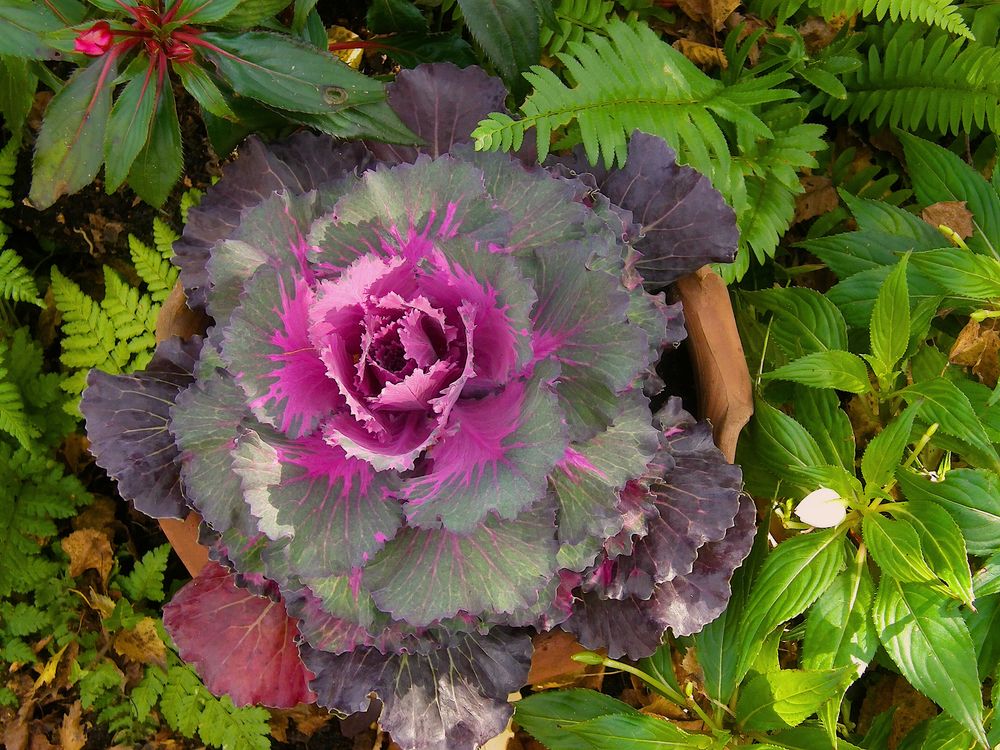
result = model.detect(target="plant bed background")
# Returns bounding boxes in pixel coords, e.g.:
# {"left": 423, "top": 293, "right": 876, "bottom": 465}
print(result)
{"left": 1, "top": 0, "right": 998, "bottom": 748}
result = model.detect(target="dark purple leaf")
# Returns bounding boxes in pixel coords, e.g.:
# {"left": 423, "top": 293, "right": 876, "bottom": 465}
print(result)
{"left": 162, "top": 561, "right": 317, "bottom": 708}
{"left": 305, "top": 628, "right": 531, "bottom": 750}
{"left": 81, "top": 336, "right": 202, "bottom": 519}
{"left": 552, "top": 131, "right": 738, "bottom": 286}
{"left": 367, "top": 63, "right": 507, "bottom": 163}
{"left": 175, "top": 134, "right": 372, "bottom": 309}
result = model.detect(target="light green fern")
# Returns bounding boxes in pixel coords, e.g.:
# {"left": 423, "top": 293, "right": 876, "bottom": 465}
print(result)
{"left": 0, "top": 140, "right": 42, "bottom": 308}
{"left": 748, "top": 0, "right": 971, "bottom": 37}
{"left": 129, "top": 218, "right": 180, "bottom": 304}
{"left": 473, "top": 19, "right": 795, "bottom": 200}
{"left": 819, "top": 23, "right": 1000, "bottom": 136}
{"left": 541, "top": 0, "right": 616, "bottom": 56}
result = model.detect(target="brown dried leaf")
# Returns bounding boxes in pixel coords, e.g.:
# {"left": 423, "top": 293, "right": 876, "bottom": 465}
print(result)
{"left": 674, "top": 267, "right": 754, "bottom": 462}
{"left": 921, "top": 201, "right": 974, "bottom": 239}
{"left": 527, "top": 630, "right": 604, "bottom": 690}
{"left": 676, "top": 0, "right": 739, "bottom": 29}
{"left": 797, "top": 15, "right": 847, "bottom": 51}
{"left": 155, "top": 283, "right": 210, "bottom": 344}
{"left": 269, "top": 704, "right": 334, "bottom": 742}
{"left": 113, "top": 617, "right": 167, "bottom": 667}
{"left": 674, "top": 39, "right": 728, "bottom": 69}
{"left": 71, "top": 495, "right": 117, "bottom": 534}
{"left": 950, "top": 318, "right": 1000, "bottom": 386}
{"left": 58, "top": 701, "right": 86, "bottom": 750}
{"left": 794, "top": 175, "right": 839, "bottom": 224}
{"left": 61, "top": 529, "right": 113, "bottom": 586}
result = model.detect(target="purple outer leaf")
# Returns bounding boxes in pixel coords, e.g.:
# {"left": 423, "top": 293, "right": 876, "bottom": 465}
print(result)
{"left": 566, "top": 496, "right": 756, "bottom": 658}
{"left": 607, "top": 412, "right": 743, "bottom": 600}
{"left": 366, "top": 63, "right": 508, "bottom": 164}
{"left": 81, "top": 336, "right": 202, "bottom": 519}
{"left": 304, "top": 628, "right": 532, "bottom": 750}
{"left": 175, "top": 135, "right": 372, "bottom": 309}
{"left": 162, "top": 561, "right": 317, "bottom": 708}
{"left": 553, "top": 132, "right": 738, "bottom": 286}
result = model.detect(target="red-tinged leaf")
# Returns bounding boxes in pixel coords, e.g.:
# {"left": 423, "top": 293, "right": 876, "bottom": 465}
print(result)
{"left": 104, "top": 66, "right": 158, "bottom": 194}
{"left": 169, "top": 0, "right": 242, "bottom": 24}
{"left": 127, "top": 79, "right": 182, "bottom": 206}
{"left": 174, "top": 61, "right": 236, "bottom": 120}
{"left": 162, "top": 561, "right": 317, "bottom": 708}
{"left": 30, "top": 52, "right": 118, "bottom": 208}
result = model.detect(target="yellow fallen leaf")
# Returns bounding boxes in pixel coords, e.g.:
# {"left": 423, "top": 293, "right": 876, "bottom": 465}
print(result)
{"left": 61, "top": 529, "right": 113, "bottom": 586}
{"left": 113, "top": 617, "right": 167, "bottom": 666}
{"left": 674, "top": 39, "right": 728, "bottom": 69}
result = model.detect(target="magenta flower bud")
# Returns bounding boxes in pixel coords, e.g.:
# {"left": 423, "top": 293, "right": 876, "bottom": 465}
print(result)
{"left": 73, "top": 21, "right": 113, "bottom": 56}
{"left": 165, "top": 38, "right": 194, "bottom": 63}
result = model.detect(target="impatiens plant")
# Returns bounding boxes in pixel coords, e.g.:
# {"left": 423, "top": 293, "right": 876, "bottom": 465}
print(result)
{"left": 1, "top": 0, "right": 414, "bottom": 208}
{"left": 80, "top": 63, "right": 754, "bottom": 750}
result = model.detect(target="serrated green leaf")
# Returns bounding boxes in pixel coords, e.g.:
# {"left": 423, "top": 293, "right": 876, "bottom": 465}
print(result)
{"left": 119, "top": 544, "right": 170, "bottom": 603}
{"left": 763, "top": 350, "right": 870, "bottom": 393}
{"left": 0, "top": 56, "right": 36, "bottom": 131}
{"left": 899, "top": 131, "right": 1000, "bottom": 259}
{"left": 170, "top": 0, "right": 242, "bottom": 23}
{"left": 964, "top": 593, "right": 1000, "bottom": 680}
{"left": 899, "top": 378, "right": 1000, "bottom": 471}
{"left": 30, "top": 54, "right": 117, "bottom": 208}
{"left": 214, "top": 0, "right": 290, "bottom": 27}
{"left": 898, "top": 469, "right": 1000, "bottom": 557}
{"left": 174, "top": 62, "right": 237, "bottom": 120}
{"left": 860, "top": 404, "right": 918, "bottom": 492}
{"left": 736, "top": 667, "right": 853, "bottom": 732}
{"left": 366, "top": 0, "right": 427, "bottom": 33}
{"left": 0, "top": 1, "right": 63, "bottom": 58}
{"left": 863, "top": 513, "right": 938, "bottom": 584}
{"left": 127, "top": 80, "right": 182, "bottom": 207}
{"left": 909, "top": 249, "right": 1000, "bottom": 301}
{"left": 744, "top": 287, "right": 848, "bottom": 356}
{"left": 887, "top": 501, "right": 974, "bottom": 607}
{"left": 873, "top": 578, "right": 986, "bottom": 745}
{"left": 734, "top": 528, "right": 846, "bottom": 687}
{"left": 793, "top": 387, "right": 855, "bottom": 471}
{"left": 456, "top": 0, "right": 538, "bottom": 87}
{"left": 745, "top": 397, "right": 829, "bottom": 492}
{"left": 869, "top": 254, "right": 910, "bottom": 375}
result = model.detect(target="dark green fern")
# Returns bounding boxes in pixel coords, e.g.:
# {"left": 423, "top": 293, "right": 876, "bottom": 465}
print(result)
{"left": 818, "top": 23, "right": 1000, "bottom": 135}
{"left": 0, "top": 139, "right": 42, "bottom": 309}
{"left": 541, "top": 0, "right": 616, "bottom": 56}
{"left": 748, "top": 0, "right": 971, "bottom": 38}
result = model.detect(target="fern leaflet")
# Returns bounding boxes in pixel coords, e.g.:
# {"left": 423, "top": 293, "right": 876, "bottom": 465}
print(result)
{"left": 541, "top": 0, "right": 616, "bottom": 56}
{"left": 818, "top": 23, "right": 1000, "bottom": 135}
{"left": 129, "top": 218, "right": 180, "bottom": 304}
{"left": 748, "top": 0, "right": 971, "bottom": 37}
{"left": 0, "top": 140, "right": 41, "bottom": 307}
{"left": 473, "top": 19, "right": 795, "bottom": 200}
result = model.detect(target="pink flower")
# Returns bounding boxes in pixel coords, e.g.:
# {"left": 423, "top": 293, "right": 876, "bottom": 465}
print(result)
{"left": 74, "top": 21, "right": 113, "bottom": 56}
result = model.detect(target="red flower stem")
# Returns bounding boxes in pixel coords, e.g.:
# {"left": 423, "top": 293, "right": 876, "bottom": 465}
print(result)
{"left": 112, "top": 0, "right": 143, "bottom": 20}
{"left": 328, "top": 40, "right": 412, "bottom": 56}
{"left": 171, "top": 29, "right": 235, "bottom": 59}
{"left": 161, "top": 0, "right": 184, "bottom": 24}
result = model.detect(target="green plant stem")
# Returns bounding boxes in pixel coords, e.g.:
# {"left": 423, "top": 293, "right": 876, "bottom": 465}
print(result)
{"left": 576, "top": 653, "right": 724, "bottom": 732}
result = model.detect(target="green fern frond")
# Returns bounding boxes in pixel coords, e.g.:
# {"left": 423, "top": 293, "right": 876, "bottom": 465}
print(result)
{"left": 473, "top": 19, "right": 795, "bottom": 198}
{"left": 129, "top": 220, "right": 179, "bottom": 304}
{"left": 0, "top": 328, "right": 73, "bottom": 448}
{"left": 0, "top": 138, "right": 16, "bottom": 211}
{"left": 0, "top": 249, "right": 42, "bottom": 307}
{"left": 0, "top": 376, "right": 37, "bottom": 449}
{"left": 541, "top": 0, "right": 616, "bottom": 56}
{"left": 748, "top": 0, "right": 970, "bottom": 37}
{"left": 179, "top": 187, "right": 204, "bottom": 224}
{"left": 818, "top": 23, "right": 1000, "bottom": 135}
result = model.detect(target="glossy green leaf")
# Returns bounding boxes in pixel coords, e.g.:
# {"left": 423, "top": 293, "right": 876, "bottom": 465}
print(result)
{"left": 292, "top": 0, "right": 320, "bottom": 33}
{"left": 126, "top": 81, "right": 181, "bottom": 207}
{"left": 736, "top": 667, "right": 853, "bottom": 732}
{"left": 566, "top": 713, "right": 715, "bottom": 748}
{"left": 170, "top": 0, "right": 242, "bottom": 23}
{"left": 769, "top": 725, "right": 865, "bottom": 750}
{"left": 214, "top": 0, "right": 291, "bottom": 27}
{"left": 860, "top": 405, "right": 918, "bottom": 492}
{"left": 0, "top": 0, "right": 63, "bottom": 58}
{"left": 198, "top": 31, "right": 387, "bottom": 114}
{"left": 827, "top": 265, "right": 942, "bottom": 331}
{"left": 899, "top": 131, "right": 1000, "bottom": 259}
{"left": 763, "top": 350, "right": 870, "bottom": 393}
{"left": 793, "top": 387, "right": 855, "bottom": 471}
{"left": 734, "top": 528, "right": 846, "bottom": 687}
{"left": 637, "top": 642, "right": 681, "bottom": 695}
{"left": 873, "top": 578, "right": 986, "bottom": 745}
{"left": 973, "top": 551, "right": 1000, "bottom": 597}
{"left": 30, "top": 54, "right": 118, "bottom": 209}
{"left": 909, "top": 250, "right": 1000, "bottom": 301}
{"left": 898, "top": 468, "right": 1000, "bottom": 556}
{"left": 862, "top": 513, "right": 937, "bottom": 585}
{"left": 514, "top": 689, "right": 637, "bottom": 750}
{"left": 104, "top": 69, "right": 158, "bottom": 194}
{"left": 744, "top": 287, "right": 848, "bottom": 357}
{"left": 916, "top": 713, "right": 978, "bottom": 750}
{"left": 174, "top": 62, "right": 236, "bottom": 120}
{"left": 366, "top": 0, "right": 427, "bottom": 33}
{"left": 456, "top": 0, "right": 539, "bottom": 88}
{"left": 869, "top": 254, "right": 910, "bottom": 375}
{"left": 887, "top": 501, "right": 974, "bottom": 607}
{"left": 0, "top": 56, "right": 36, "bottom": 131}
{"left": 964, "top": 593, "right": 1000, "bottom": 679}
{"left": 899, "top": 378, "right": 1000, "bottom": 471}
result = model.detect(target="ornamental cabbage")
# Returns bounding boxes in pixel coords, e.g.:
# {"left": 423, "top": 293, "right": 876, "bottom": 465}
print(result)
{"left": 81, "top": 63, "right": 754, "bottom": 750}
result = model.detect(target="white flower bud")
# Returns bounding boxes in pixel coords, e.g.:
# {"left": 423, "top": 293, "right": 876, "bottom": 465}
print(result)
{"left": 795, "top": 487, "right": 847, "bottom": 528}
